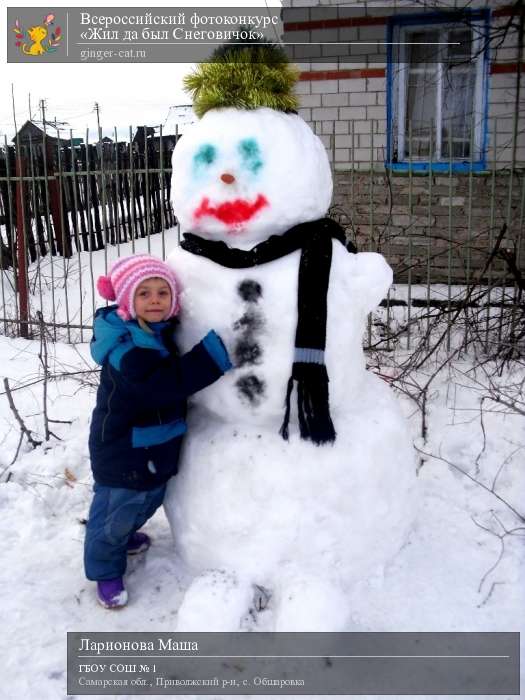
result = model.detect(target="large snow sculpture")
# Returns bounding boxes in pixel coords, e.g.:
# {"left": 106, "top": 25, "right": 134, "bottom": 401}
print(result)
{"left": 165, "top": 44, "right": 416, "bottom": 631}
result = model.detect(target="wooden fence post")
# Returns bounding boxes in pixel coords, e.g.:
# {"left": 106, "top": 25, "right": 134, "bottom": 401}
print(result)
{"left": 15, "top": 153, "right": 29, "bottom": 338}
{"left": 47, "top": 141, "right": 71, "bottom": 258}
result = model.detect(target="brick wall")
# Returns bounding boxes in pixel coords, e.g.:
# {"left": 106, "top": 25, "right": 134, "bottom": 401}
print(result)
{"left": 282, "top": 0, "right": 524, "bottom": 284}
{"left": 332, "top": 169, "right": 523, "bottom": 284}
{"left": 286, "top": 1, "right": 525, "bottom": 168}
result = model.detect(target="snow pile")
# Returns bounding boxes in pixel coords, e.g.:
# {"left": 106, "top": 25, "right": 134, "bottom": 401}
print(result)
{"left": 0, "top": 328, "right": 523, "bottom": 699}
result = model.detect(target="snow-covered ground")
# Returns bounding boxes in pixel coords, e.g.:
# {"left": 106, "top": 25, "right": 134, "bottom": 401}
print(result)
{"left": 0, "top": 231, "right": 523, "bottom": 700}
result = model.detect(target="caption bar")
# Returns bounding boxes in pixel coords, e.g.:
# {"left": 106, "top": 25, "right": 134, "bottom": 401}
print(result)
{"left": 8, "top": 7, "right": 280, "bottom": 63}
{"left": 7, "top": 6, "right": 470, "bottom": 64}
{"left": 67, "top": 632, "right": 520, "bottom": 695}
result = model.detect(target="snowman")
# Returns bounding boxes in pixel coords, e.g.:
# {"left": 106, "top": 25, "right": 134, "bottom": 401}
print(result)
{"left": 165, "top": 44, "right": 416, "bottom": 631}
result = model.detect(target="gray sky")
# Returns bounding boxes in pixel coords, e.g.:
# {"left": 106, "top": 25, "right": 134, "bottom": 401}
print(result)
{"left": 0, "top": 0, "right": 280, "bottom": 142}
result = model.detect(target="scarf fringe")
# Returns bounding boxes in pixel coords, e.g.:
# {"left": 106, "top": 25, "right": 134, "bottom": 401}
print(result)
{"left": 280, "top": 364, "right": 336, "bottom": 445}
{"left": 279, "top": 376, "right": 295, "bottom": 441}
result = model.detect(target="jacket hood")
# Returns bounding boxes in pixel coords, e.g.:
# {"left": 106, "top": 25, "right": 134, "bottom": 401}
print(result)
{"left": 91, "top": 305, "right": 169, "bottom": 365}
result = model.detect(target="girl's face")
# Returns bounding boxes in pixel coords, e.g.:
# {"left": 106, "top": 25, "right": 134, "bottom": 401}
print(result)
{"left": 134, "top": 277, "right": 172, "bottom": 322}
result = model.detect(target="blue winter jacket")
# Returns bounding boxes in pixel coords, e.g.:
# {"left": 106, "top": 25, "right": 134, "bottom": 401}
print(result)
{"left": 88, "top": 305, "right": 232, "bottom": 490}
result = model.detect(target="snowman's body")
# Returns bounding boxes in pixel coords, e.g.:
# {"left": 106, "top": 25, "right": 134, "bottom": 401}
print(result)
{"left": 165, "top": 107, "right": 416, "bottom": 631}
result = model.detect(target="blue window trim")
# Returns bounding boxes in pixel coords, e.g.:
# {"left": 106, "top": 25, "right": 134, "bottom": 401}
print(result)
{"left": 386, "top": 8, "right": 491, "bottom": 173}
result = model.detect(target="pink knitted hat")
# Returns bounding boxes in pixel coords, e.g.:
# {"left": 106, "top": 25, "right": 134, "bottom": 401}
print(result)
{"left": 96, "top": 254, "right": 180, "bottom": 321}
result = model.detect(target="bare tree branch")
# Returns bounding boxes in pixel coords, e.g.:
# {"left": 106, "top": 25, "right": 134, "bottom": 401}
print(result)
{"left": 415, "top": 445, "right": 525, "bottom": 522}
{"left": 3, "top": 377, "right": 42, "bottom": 459}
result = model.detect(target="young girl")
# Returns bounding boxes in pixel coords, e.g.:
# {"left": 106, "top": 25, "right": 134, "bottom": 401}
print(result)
{"left": 84, "top": 254, "right": 232, "bottom": 609}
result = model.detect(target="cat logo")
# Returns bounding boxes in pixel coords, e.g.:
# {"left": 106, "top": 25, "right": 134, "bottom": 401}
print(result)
{"left": 13, "top": 14, "right": 62, "bottom": 56}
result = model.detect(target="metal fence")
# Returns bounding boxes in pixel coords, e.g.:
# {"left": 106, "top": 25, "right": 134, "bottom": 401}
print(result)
{"left": 0, "top": 119, "right": 523, "bottom": 354}
{"left": 0, "top": 125, "right": 179, "bottom": 341}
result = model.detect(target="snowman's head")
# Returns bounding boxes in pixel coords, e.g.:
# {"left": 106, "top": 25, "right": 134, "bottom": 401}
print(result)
{"left": 171, "top": 107, "right": 332, "bottom": 246}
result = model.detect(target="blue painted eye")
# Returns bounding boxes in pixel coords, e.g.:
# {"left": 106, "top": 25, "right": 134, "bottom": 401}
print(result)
{"left": 194, "top": 144, "right": 216, "bottom": 167}
{"left": 238, "top": 138, "right": 263, "bottom": 174}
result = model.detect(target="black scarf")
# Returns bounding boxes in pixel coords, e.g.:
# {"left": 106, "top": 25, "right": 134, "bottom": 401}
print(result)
{"left": 181, "top": 218, "right": 356, "bottom": 445}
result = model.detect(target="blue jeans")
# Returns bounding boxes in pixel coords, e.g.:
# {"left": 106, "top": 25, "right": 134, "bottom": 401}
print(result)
{"left": 84, "top": 482, "right": 166, "bottom": 581}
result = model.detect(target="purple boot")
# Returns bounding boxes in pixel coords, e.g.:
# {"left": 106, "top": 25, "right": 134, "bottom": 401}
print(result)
{"left": 127, "top": 531, "right": 151, "bottom": 555}
{"left": 97, "top": 578, "right": 128, "bottom": 609}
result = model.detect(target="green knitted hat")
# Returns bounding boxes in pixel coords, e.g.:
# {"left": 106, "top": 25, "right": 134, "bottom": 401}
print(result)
{"left": 184, "top": 41, "right": 300, "bottom": 118}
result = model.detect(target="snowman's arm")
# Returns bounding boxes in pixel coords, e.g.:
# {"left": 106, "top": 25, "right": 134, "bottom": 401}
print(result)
{"left": 347, "top": 251, "right": 393, "bottom": 313}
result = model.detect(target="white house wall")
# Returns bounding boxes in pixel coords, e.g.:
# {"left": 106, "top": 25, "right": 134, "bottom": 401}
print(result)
{"left": 285, "top": 0, "right": 525, "bottom": 169}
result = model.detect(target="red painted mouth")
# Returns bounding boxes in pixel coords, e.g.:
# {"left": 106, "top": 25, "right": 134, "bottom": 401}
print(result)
{"left": 193, "top": 194, "right": 268, "bottom": 227}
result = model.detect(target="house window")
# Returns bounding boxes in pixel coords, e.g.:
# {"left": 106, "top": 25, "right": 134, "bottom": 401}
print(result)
{"left": 387, "top": 10, "right": 490, "bottom": 172}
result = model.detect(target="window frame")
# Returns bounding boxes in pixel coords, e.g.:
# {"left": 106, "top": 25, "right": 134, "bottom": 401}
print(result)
{"left": 386, "top": 9, "right": 491, "bottom": 173}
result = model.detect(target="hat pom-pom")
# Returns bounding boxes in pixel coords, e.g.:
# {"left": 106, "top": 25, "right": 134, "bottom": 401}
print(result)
{"left": 97, "top": 275, "right": 116, "bottom": 301}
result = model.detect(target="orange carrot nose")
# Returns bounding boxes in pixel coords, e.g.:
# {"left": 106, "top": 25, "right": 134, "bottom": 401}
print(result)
{"left": 220, "top": 173, "right": 235, "bottom": 184}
